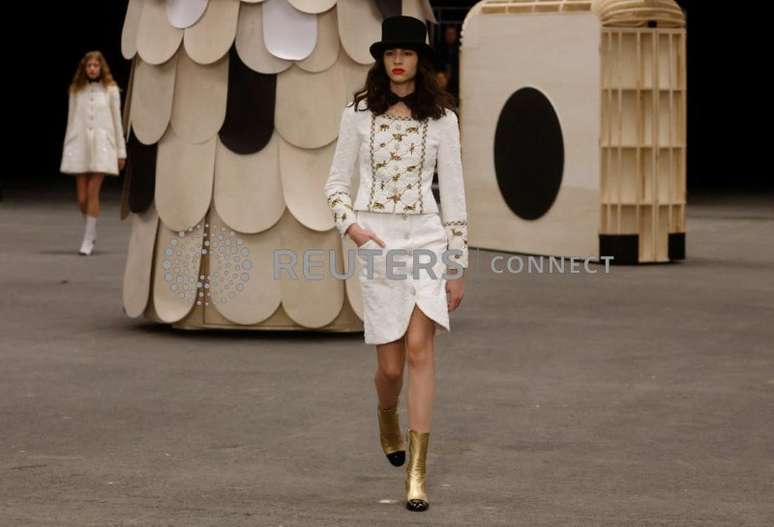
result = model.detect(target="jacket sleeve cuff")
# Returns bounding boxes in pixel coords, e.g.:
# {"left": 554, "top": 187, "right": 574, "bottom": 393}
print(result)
{"left": 338, "top": 213, "right": 357, "bottom": 239}
{"left": 327, "top": 191, "right": 357, "bottom": 238}
{"left": 443, "top": 219, "right": 469, "bottom": 269}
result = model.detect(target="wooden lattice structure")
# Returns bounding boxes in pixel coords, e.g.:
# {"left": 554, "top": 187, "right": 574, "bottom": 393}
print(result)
{"left": 598, "top": 0, "right": 687, "bottom": 261}
{"left": 461, "top": 0, "right": 687, "bottom": 263}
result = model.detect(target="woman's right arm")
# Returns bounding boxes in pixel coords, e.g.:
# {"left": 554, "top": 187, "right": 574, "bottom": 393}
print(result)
{"left": 323, "top": 104, "right": 360, "bottom": 239}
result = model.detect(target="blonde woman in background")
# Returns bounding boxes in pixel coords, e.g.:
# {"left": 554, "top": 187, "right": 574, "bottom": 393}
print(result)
{"left": 60, "top": 50, "right": 126, "bottom": 255}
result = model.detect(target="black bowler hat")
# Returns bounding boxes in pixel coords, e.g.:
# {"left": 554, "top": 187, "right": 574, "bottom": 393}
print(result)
{"left": 369, "top": 15, "right": 436, "bottom": 62}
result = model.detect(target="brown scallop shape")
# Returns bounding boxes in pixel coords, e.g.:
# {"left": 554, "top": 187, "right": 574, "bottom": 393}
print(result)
{"left": 219, "top": 46, "right": 276, "bottom": 155}
{"left": 126, "top": 130, "right": 158, "bottom": 214}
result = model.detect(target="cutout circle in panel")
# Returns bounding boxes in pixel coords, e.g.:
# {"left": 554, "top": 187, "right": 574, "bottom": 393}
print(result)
{"left": 460, "top": 10, "right": 601, "bottom": 258}
{"left": 494, "top": 87, "right": 564, "bottom": 221}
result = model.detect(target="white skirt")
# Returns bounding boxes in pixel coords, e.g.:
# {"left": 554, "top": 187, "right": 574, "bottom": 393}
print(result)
{"left": 354, "top": 210, "right": 450, "bottom": 345}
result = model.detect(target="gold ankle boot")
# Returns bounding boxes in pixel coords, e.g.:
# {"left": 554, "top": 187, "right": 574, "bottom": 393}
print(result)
{"left": 377, "top": 404, "right": 405, "bottom": 466}
{"left": 405, "top": 429, "right": 430, "bottom": 511}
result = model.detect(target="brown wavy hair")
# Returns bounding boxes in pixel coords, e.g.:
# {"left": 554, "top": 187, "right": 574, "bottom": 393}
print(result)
{"left": 69, "top": 50, "right": 117, "bottom": 94}
{"left": 351, "top": 47, "right": 455, "bottom": 122}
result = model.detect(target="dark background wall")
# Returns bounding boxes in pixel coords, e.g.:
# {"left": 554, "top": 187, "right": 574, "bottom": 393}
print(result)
{"left": 7, "top": 0, "right": 770, "bottom": 196}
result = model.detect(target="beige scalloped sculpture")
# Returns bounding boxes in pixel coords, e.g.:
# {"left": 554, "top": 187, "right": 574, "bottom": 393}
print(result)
{"left": 461, "top": 0, "right": 686, "bottom": 263}
{"left": 121, "top": 0, "right": 436, "bottom": 331}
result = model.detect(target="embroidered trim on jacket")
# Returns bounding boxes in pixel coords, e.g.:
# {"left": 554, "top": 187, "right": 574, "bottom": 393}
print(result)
{"left": 417, "top": 120, "right": 428, "bottom": 214}
{"left": 367, "top": 114, "right": 381, "bottom": 210}
{"left": 368, "top": 113, "right": 428, "bottom": 213}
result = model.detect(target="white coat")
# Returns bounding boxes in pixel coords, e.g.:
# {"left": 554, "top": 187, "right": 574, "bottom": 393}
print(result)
{"left": 60, "top": 81, "right": 127, "bottom": 176}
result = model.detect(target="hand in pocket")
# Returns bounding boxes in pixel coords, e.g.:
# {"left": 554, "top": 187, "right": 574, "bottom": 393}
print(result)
{"left": 347, "top": 223, "right": 385, "bottom": 248}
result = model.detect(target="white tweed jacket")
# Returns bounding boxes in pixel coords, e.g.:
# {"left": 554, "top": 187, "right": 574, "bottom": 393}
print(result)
{"left": 323, "top": 99, "right": 469, "bottom": 268}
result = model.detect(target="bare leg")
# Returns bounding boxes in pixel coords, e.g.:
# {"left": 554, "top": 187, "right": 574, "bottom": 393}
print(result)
{"left": 374, "top": 336, "right": 406, "bottom": 411}
{"left": 86, "top": 173, "right": 105, "bottom": 217}
{"left": 404, "top": 305, "right": 436, "bottom": 433}
{"left": 75, "top": 174, "right": 89, "bottom": 215}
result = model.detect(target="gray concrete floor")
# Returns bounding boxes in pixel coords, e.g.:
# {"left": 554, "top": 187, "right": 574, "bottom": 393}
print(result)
{"left": 1, "top": 187, "right": 772, "bottom": 526}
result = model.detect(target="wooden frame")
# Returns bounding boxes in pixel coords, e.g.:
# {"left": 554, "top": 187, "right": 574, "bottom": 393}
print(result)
{"left": 461, "top": 0, "right": 687, "bottom": 263}
{"left": 599, "top": 26, "right": 686, "bottom": 262}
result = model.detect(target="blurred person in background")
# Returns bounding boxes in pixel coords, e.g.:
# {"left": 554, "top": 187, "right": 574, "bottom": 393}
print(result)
{"left": 60, "top": 50, "right": 126, "bottom": 255}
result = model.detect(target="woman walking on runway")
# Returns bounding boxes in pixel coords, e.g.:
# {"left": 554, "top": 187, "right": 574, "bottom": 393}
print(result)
{"left": 324, "top": 15, "right": 469, "bottom": 512}
{"left": 60, "top": 50, "right": 126, "bottom": 255}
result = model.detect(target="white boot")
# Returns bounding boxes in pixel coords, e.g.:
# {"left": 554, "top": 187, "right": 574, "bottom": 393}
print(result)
{"left": 79, "top": 215, "right": 97, "bottom": 255}
{"left": 79, "top": 236, "right": 94, "bottom": 256}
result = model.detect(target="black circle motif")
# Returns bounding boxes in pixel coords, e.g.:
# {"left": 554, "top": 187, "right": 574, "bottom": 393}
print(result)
{"left": 494, "top": 87, "right": 565, "bottom": 220}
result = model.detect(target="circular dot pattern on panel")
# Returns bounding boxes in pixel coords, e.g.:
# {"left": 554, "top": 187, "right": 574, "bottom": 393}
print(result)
{"left": 494, "top": 87, "right": 564, "bottom": 220}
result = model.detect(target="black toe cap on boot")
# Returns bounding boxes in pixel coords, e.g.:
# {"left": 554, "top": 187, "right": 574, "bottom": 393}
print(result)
{"left": 387, "top": 450, "right": 405, "bottom": 466}
{"left": 406, "top": 499, "right": 429, "bottom": 511}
